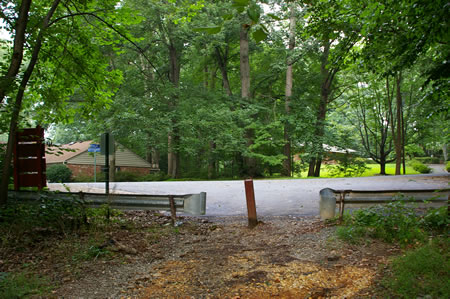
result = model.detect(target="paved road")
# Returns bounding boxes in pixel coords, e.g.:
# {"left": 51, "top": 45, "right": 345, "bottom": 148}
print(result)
{"left": 49, "top": 172, "right": 449, "bottom": 216}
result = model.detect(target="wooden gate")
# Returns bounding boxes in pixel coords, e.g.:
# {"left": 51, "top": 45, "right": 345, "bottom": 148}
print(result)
{"left": 13, "top": 126, "right": 47, "bottom": 190}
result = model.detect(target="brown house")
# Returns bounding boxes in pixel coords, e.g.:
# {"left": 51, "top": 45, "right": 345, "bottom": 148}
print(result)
{"left": 46, "top": 141, "right": 159, "bottom": 178}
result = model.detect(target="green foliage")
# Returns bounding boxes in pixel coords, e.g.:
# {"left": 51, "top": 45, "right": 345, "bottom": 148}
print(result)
{"left": 414, "top": 157, "right": 442, "bottom": 164}
{"left": 409, "top": 159, "right": 432, "bottom": 174}
{"left": 404, "top": 144, "right": 425, "bottom": 158}
{"left": 420, "top": 206, "right": 449, "bottom": 232}
{"left": 46, "top": 164, "right": 73, "bottom": 183}
{"left": 0, "top": 271, "right": 52, "bottom": 299}
{"left": 72, "top": 173, "right": 105, "bottom": 183}
{"left": 325, "top": 156, "right": 368, "bottom": 177}
{"left": 72, "top": 243, "right": 112, "bottom": 261}
{"left": 337, "top": 200, "right": 426, "bottom": 245}
{"left": 0, "top": 194, "right": 86, "bottom": 241}
{"left": 381, "top": 239, "right": 450, "bottom": 298}
{"left": 114, "top": 171, "right": 141, "bottom": 182}
{"left": 446, "top": 161, "right": 450, "bottom": 172}
{"left": 337, "top": 200, "right": 449, "bottom": 247}
{"left": 335, "top": 226, "right": 367, "bottom": 244}
{"left": 141, "top": 172, "right": 171, "bottom": 181}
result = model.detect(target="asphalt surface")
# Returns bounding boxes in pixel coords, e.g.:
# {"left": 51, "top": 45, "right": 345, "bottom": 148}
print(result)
{"left": 49, "top": 169, "right": 449, "bottom": 217}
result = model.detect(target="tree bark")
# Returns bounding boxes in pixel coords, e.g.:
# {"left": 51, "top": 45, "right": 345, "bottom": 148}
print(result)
{"left": 1, "top": 0, "right": 61, "bottom": 205}
{"left": 0, "top": 0, "right": 32, "bottom": 105}
{"left": 240, "top": 24, "right": 257, "bottom": 176}
{"left": 240, "top": 25, "right": 250, "bottom": 99}
{"left": 208, "top": 141, "right": 216, "bottom": 179}
{"left": 167, "top": 41, "right": 181, "bottom": 178}
{"left": 394, "top": 73, "right": 403, "bottom": 175}
{"left": 215, "top": 46, "right": 232, "bottom": 96}
{"left": 308, "top": 38, "right": 332, "bottom": 177}
{"left": 282, "top": 3, "right": 296, "bottom": 177}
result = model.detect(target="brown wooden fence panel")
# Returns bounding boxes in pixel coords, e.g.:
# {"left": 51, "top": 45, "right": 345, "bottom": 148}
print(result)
{"left": 13, "top": 126, "right": 46, "bottom": 190}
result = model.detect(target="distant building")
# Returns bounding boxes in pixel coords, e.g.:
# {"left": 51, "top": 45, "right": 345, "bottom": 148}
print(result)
{"left": 45, "top": 141, "right": 159, "bottom": 178}
{"left": 294, "top": 144, "right": 357, "bottom": 163}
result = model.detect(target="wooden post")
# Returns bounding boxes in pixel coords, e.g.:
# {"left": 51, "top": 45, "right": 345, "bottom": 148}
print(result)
{"left": 169, "top": 195, "right": 177, "bottom": 226}
{"left": 244, "top": 179, "right": 258, "bottom": 228}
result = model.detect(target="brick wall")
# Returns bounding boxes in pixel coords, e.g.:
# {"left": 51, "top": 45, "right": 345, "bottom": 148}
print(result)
{"left": 67, "top": 164, "right": 152, "bottom": 178}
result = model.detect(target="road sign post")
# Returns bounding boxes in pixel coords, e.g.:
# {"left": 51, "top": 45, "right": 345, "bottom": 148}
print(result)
{"left": 88, "top": 144, "right": 101, "bottom": 183}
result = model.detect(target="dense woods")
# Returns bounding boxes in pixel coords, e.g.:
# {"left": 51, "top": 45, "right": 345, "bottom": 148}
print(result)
{"left": 0, "top": 0, "right": 448, "bottom": 195}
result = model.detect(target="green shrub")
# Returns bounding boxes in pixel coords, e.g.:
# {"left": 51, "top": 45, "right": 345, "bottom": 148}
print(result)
{"left": 114, "top": 171, "right": 140, "bottom": 182}
{"left": 336, "top": 226, "right": 368, "bottom": 244}
{"left": 325, "top": 155, "right": 369, "bottom": 177}
{"left": 404, "top": 144, "right": 425, "bottom": 159}
{"left": 46, "top": 164, "right": 72, "bottom": 183}
{"left": 141, "top": 172, "right": 170, "bottom": 181}
{"left": 337, "top": 199, "right": 426, "bottom": 245}
{"left": 0, "top": 193, "right": 86, "bottom": 237}
{"left": 408, "top": 159, "right": 432, "bottom": 174}
{"left": 421, "top": 206, "right": 449, "bottom": 232}
{"left": 446, "top": 161, "right": 450, "bottom": 172}
{"left": 72, "top": 172, "right": 105, "bottom": 182}
{"left": 415, "top": 157, "right": 441, "bottom": 164}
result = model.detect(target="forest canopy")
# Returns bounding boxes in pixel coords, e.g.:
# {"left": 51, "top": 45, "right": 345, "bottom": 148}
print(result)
{"left": 0, "top": 0, "right": 448, "bottom": 192}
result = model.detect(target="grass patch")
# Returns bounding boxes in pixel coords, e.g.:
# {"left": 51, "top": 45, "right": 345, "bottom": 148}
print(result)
{"left": 380, "top": 239, "right": 449, "bottom": 298}
{"left": 0, "top": 271, "right": 53, "bottom": 298}
{"left": 291, "top": 163, "right": 421, "bottom": 178}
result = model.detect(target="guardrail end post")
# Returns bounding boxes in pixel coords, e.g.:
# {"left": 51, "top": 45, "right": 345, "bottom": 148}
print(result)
{"left": 319, "top": 188, "right": 337, "bottom": 220}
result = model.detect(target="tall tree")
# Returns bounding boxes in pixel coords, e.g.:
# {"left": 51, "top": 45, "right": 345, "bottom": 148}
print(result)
{"left": 282, "top": 1, "right": 297, "bottom": 177}
{"left": 0, "top": 0, "right": 135, "bottom": 204}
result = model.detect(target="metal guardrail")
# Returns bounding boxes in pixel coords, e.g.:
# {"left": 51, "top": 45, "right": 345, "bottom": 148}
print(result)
{"left": 319, "top": 188, "right": 450, "bottom": 220}
{"left": 7, "top": 190, "right": 207, "bottom": 216}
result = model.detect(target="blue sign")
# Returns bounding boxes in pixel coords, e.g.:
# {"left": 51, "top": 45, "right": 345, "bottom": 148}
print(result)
{"left": 88, "top": 144, "right": 101, "bottom": 153}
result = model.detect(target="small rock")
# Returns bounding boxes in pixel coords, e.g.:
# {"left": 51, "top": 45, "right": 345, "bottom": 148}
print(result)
{"left": 327, "top": 255, "right": 340, "bottom": 261}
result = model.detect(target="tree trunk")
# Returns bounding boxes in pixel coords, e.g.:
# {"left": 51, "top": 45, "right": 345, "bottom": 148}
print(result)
{"left": 0, "top": 0, "right": 32, "bottom": 105}
{"left": 394, "top": 73, "right": 403, "bottom": 175}
{"left": 240, "top": 24, "right": 257, "bottom": 176}
{"left": 208, "top": 141, "right": 216, "bottom": 179}
{"left": 215, "top": 46, "right": 232, "bottom": 96}
{"left": 167, "top": 41, "right": 180, "bottom": 178}
{"left": 1, "top": 0, "right": 61, "bottom": 205}
{"left": 380, "top": 160, "right": 386, "bottom": 175}
{"left": 379, "top": 147, "right": 387, "bottom": 175}
{"left": 308, "top": 38, "right": 332, "bottom": 177}
{"left": 282, "top": 3, "right": 296, "bottom": 177}
{"left": 240, "top": 25, "right": 250, "bottom": 99}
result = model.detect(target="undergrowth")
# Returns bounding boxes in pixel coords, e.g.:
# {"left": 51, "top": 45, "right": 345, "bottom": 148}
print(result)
{"left": 380, "top": 239, "right": 449, "bottom": 298}
{"left": 0, "top": 271, "right": 53, "bottom": 299}
{"left": 336, "top": 200, "right": 449, "bottom": 297}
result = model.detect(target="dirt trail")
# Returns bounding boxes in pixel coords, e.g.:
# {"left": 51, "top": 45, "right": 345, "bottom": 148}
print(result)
{"left": 53, "top": 215, "right": 398, "bottom": 298}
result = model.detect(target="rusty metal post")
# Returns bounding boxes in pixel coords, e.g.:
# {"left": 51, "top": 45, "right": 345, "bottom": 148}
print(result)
{"left": 244, "top": 179, "right": 258, "bottom": 228}
{"left": 169, "top": 195, "right": 177, "bottom": 226}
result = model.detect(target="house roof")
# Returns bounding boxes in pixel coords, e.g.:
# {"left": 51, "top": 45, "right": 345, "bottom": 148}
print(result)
{"left": 45, "top": 140, "right": 155, "bottom": 168}
{"left": 45, "top": 141, "right": 92, "bottom": 164}
{"left": 297, "top": 143, "right": 357, "bottom": 154}
{"left": 323, "top": 144, "right": 356, "bottom": 154}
